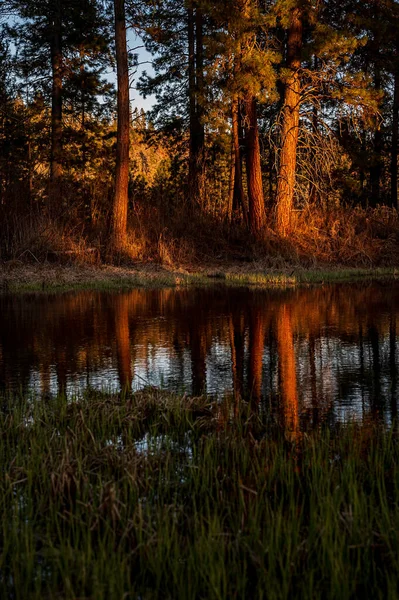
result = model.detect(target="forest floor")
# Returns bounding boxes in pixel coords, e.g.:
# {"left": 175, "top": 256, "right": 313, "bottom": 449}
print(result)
{"left": 0, "top": 260, "right": 398, "bottom": 292}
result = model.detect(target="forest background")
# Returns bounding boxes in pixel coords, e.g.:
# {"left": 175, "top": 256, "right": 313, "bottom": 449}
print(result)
{"left": 1, "top": 0, "right": 399, "bottom": 268}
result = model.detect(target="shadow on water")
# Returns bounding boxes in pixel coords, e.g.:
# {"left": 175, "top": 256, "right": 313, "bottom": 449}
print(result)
{"left": 0, "top": 282, "right": 398, "bottom": 430}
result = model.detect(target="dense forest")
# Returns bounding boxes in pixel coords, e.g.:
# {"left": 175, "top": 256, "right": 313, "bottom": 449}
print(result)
{"left": 1, "top": 0, "right": 399, "bottom": 266}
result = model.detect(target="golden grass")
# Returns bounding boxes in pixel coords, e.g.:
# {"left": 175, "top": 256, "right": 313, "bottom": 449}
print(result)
{"left": 1, "top": 204, "right": 398, "bottom": 289}
{"left": 288, "top": 205, "right": 399, "bottom": 266}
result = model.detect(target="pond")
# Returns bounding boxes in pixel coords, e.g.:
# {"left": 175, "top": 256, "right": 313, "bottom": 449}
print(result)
{"left": 0, "top": 281, "right": 398, "bottom": 428}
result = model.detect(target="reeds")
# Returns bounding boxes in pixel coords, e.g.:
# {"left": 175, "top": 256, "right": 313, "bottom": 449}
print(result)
{"left": 1, "top": 390, "right": 399, "bottom": 599}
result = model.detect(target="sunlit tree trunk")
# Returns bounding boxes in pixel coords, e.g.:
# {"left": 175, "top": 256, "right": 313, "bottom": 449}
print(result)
{"left": 391, "top": 67, "right": 399, "bottom": 209}
{"left": 309, "top": 56, "right": 319, "bottom": 205}
{"left": 228, "top": 129, "right": 235, "bottom": 221}
{"left": 49, "top": 0, "right": 63, "bottom": 211}
{"left": 244, "top": 95, "right": 266, "bottom": 234}
{"left": 276, "top": 7, "right": 303, "bottom": 235}
{"left": 277, "top": 304, "right": 299, "bottom": 438}
{"left": 110, "top": 0, "right": 130, "bottom": 256}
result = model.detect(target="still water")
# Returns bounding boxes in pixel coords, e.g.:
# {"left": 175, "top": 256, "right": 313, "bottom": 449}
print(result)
{"left": 0, "top": 282, "right": 398, "bottom": 426}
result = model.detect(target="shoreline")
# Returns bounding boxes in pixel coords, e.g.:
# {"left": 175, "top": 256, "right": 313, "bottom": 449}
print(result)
{"left": 0, "top": 261, "right": 398, "bottom": 293}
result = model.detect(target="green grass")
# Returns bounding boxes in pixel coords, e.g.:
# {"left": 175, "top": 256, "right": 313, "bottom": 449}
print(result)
{"left": 1, "top": 389, "right": 399, "bottom": 599}
{"left": 224, "top": 272, "right": 297, "bottom": 286}
{"left": 224, "top": 267, "right": 398, "bottom": 286}
{"left": 2, "top": 265, "right": 398, "bottom": 294}
{"left": 2, "top": 272, "right": 183, "bottom": 294}
{"left": 295, "top": 266, "right": 399, "bottom": 284}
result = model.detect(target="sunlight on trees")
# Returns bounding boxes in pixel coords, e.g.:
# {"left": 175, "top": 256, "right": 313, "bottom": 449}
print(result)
{"left": 0, "top": 0, "right": 398, "bottom": 264}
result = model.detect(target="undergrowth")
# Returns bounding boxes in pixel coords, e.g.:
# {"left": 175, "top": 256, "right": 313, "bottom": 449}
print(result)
{"left": 1, "top": 203, "right": 399, "bottom": 269}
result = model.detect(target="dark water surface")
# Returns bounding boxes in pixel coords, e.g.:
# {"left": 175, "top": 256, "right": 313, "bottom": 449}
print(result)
{"left": 1, "top": 282, "right": 398, "bottom": 426}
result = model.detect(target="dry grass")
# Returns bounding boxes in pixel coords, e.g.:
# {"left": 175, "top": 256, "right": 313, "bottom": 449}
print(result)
{"left": 1, "top": 204, "right": 398, "bottom": 278}
{"left": 124, "top": 204, "right": 399, "bottom": 269}
{"left": 289, "top": 205, "right": 399, "bottom": 267}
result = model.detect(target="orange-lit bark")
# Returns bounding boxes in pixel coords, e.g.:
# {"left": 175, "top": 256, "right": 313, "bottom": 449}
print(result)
{"left": 110, "top": 0, "right": 130, "bottom": 255}
{"left": 277, "top": 304, "right": 299, "bottom": 437}
{"left": 276, "top": 7, "right": 303, "bottom": 235}
{"left": 244, "top": 96, "right": 266, "bottom": 234}
{"left": 228, "top": 129, "right": 235, "bottom": 220}
{"left": 115, "top": 295, "right": 132, "bottom": 391}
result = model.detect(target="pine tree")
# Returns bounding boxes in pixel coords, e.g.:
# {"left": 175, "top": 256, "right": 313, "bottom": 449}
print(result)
{"left": 275, "top": 3, "right": 303, "bottom": 235}
{"left": 188, "top": 1, "right": 206, "bottom": 207}
{"left": 207, "top": 0, "right": 279, "bottom": 233}
{"left": 8, "top": 0, "right": 112, "bottom": 213}
{"left": 109, "top": 0, "right": 130, "bottom": 256}
{"left": 137, "top": 0, "right": 209, "bottom": 208}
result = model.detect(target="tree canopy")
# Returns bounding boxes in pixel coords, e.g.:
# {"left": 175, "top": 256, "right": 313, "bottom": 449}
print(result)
{"left": 0, "top": 0, "right": 398, "bottom": 265}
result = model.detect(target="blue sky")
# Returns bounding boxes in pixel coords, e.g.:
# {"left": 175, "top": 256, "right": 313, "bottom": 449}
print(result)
{"left": 127, "top": 31, "right": 156, "bottom": 112}
{"left": 4, "top": 15, "right": 156, "bottom": 113}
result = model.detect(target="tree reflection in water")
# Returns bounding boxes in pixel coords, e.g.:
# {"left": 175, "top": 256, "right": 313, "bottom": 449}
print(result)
{"left": 0, "top": 283, "right": 398, "bottom": 429}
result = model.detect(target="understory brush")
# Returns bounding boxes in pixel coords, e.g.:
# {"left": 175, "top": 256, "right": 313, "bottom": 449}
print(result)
{"left": 1, "top": 203, "right": 398, "bottom": 269}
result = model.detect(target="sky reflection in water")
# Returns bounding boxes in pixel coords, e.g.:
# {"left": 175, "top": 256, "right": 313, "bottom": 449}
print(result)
{"left": 0, "top": 282, "right": 398, "bottom": 429}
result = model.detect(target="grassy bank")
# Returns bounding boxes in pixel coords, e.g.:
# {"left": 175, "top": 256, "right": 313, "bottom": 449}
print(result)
{"left": 0, "top": 262, "right": 398, "bottom": 293}
{"left": 1, "top": 389, "right": 399, "bottom": 599}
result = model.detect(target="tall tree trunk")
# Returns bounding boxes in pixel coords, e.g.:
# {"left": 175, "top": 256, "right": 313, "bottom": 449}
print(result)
{"left": 228, "top": 131, "right": 235, "bottom": 221}
{"left": 276, "top": 7, "right": 303, "bottom": 235}
{"left": 244, "top": 95, "right": 266, "bottom": 234}
{"left": 391, "top": 67, "right": 399, "bottom": 209}
{"left": 232, "top": 95, "right": 246, "bottom": 222}
{"left": 370, "top": 66, "right": 382, "bottom": 207}
{"left": 188, "top": 4, "right": 205, "bottom": 208}
{"left": 49, "top": 0, "right": 63, "bottom": 211}
{"left": 309, "top": 56, "right": 319, "bottom": 205}
{"left": 110, "top": 0, "right": 130, "bottom": 256}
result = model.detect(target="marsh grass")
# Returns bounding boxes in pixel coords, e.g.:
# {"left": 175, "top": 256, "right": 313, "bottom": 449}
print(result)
{"left": 1, "top": 389, "right": 399, "bottom": 599}
{"left": 1, "top": 263, "right": 398, "bottom": 295}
